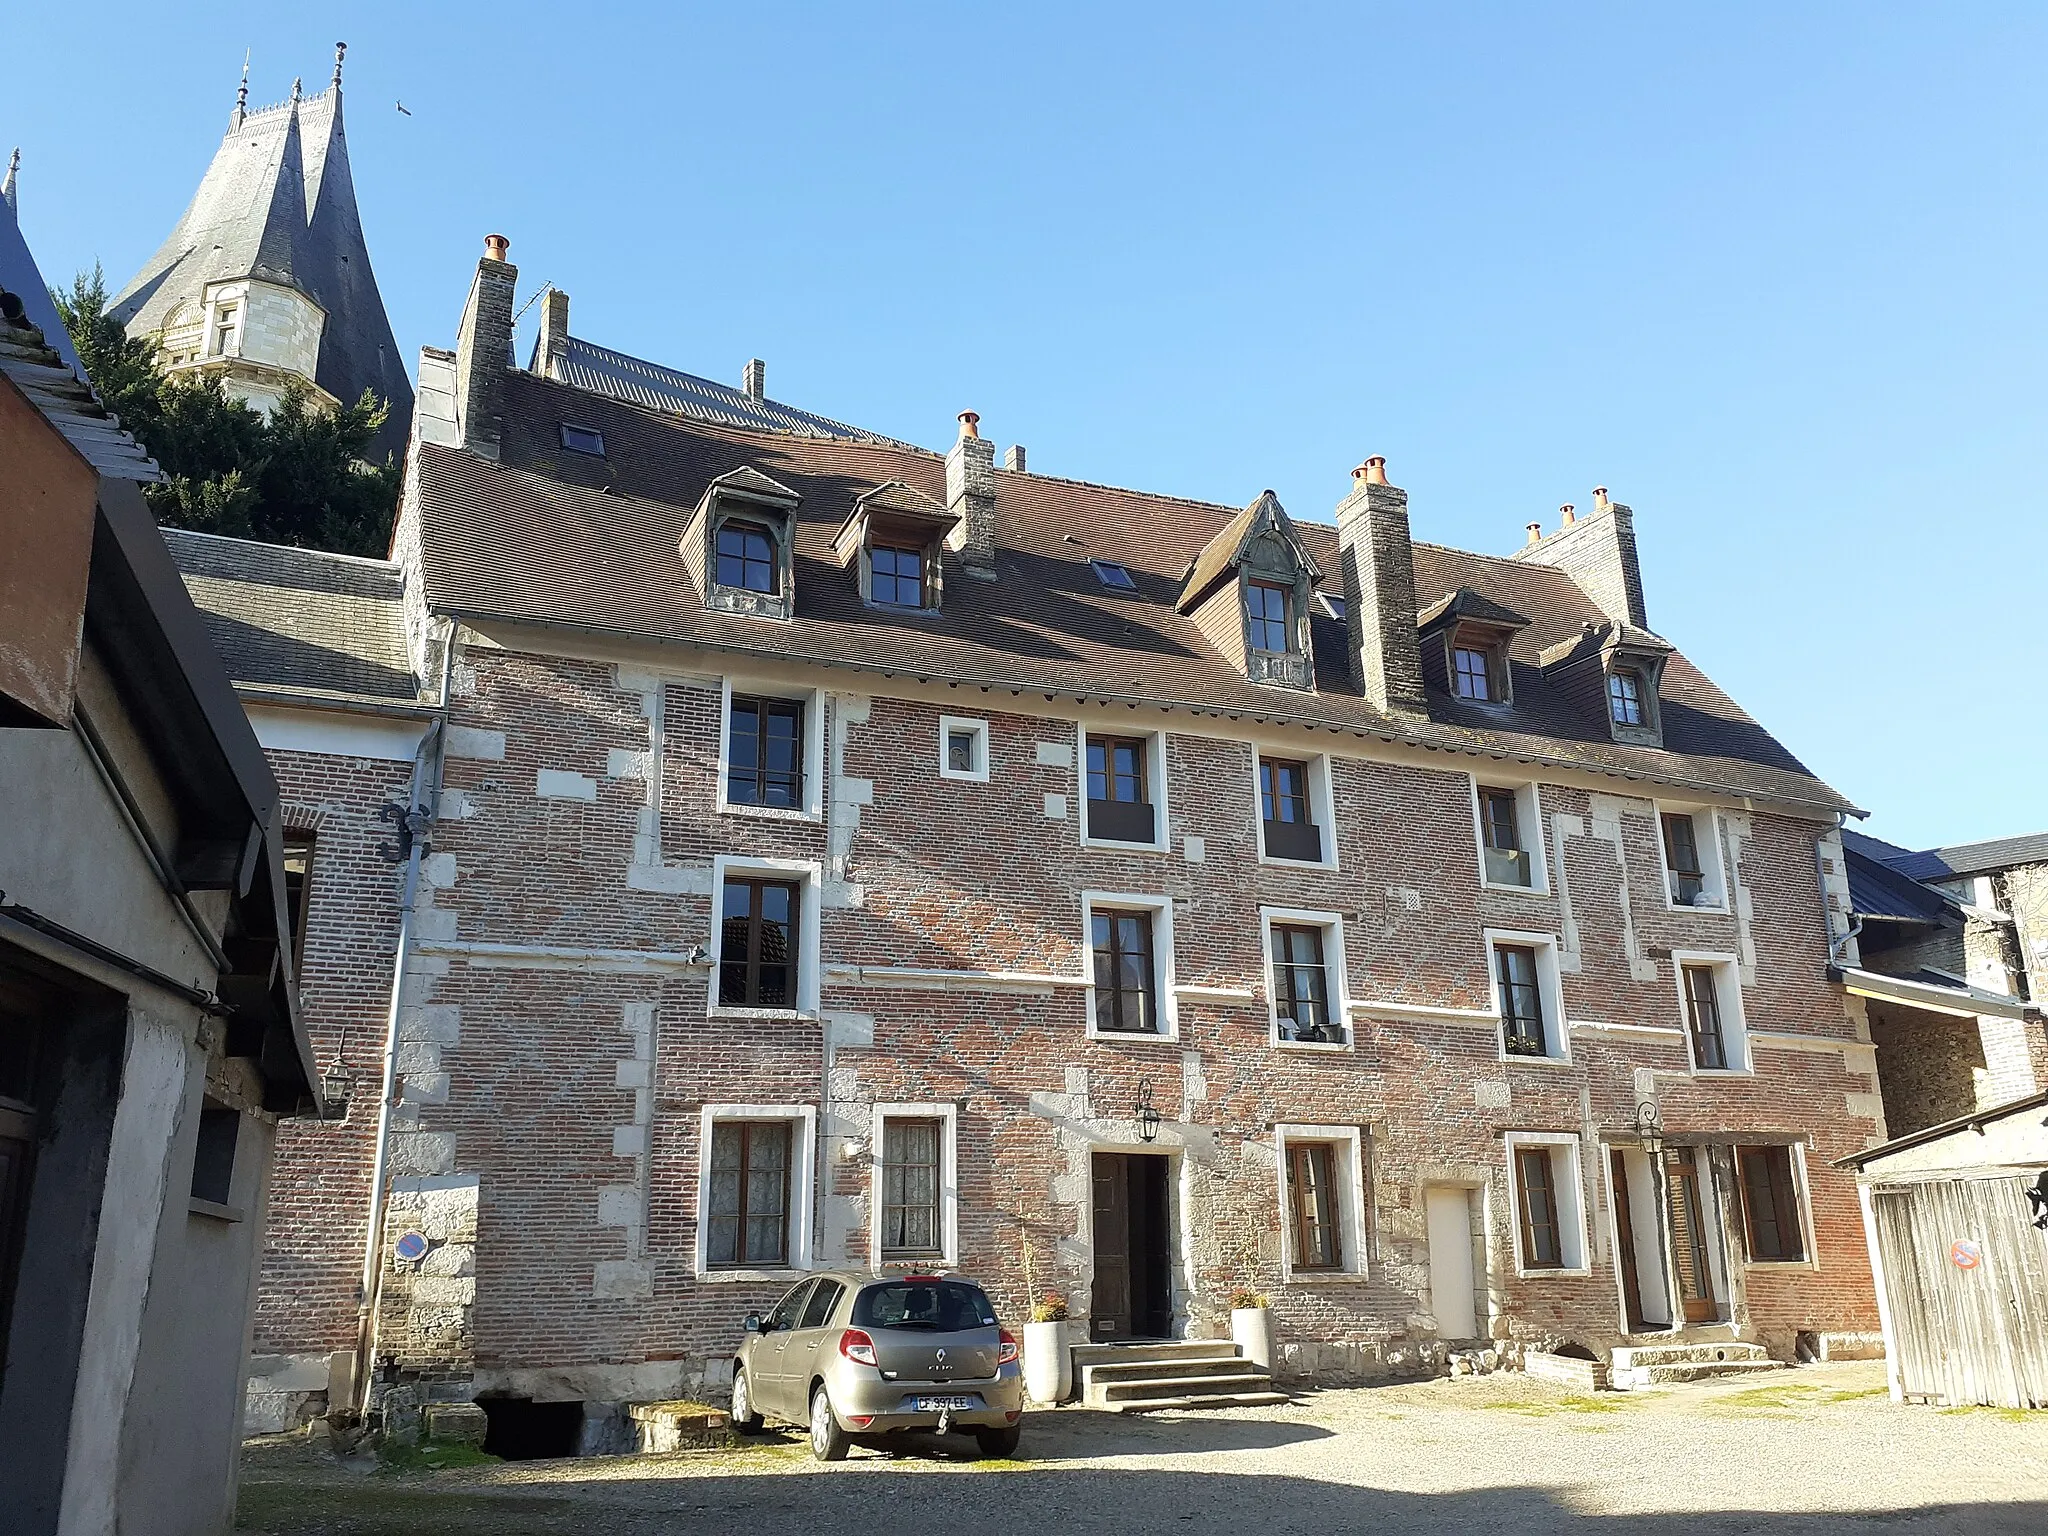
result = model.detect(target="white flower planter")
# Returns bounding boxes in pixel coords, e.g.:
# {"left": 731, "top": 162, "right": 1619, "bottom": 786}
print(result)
{"left": 1231, "top": 1306, "right": 1274, "bottom": 1371}
{"left": 1022, "top": 1319, "right": 1072, "bottom": 1404}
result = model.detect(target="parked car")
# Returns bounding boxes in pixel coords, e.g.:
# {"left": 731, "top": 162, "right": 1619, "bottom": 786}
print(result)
{"left": 729, "top": 1272, "right": 1025, "bottom": 1460}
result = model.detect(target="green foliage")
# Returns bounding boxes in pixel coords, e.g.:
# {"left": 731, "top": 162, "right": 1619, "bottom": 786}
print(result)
{"left": 52, "top": 267, "right": 402, "bottom": 556}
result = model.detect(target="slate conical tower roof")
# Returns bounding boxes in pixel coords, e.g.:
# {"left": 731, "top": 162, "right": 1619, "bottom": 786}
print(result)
{"left": 111, "top": 63, "right": 413, "bottom": 457}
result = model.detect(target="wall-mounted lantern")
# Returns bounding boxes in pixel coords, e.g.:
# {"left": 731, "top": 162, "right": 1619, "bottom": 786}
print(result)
{"left": 1134, "top": 1082, "right": 1160, "bottom": 1143}
{"left": 1631, "top": 1100, "right": 1666, "bottom": 1158}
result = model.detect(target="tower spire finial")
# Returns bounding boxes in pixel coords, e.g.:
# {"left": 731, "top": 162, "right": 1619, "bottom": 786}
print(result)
{"left": 333, "top": 41, "right": 347, "bottom": 89}
{"left": 2, "top": 149, "right": 19, "bottom": 217}
{"left": 290, "top": 75, "right": 302, "bottom": 105}
{"left": 234, "top": 49, "right": 250, "bottom": 128}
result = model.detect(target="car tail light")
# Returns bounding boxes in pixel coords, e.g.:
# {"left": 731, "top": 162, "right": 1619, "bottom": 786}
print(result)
{"left": 839, "top": 1328, "right": 878, "bottom": 1367}
{"left": 998, "top": 1328, "right": 1020, "bottom": 1366}
{"left": 850, "top": 1415, "right": 875, "bottom": 1428}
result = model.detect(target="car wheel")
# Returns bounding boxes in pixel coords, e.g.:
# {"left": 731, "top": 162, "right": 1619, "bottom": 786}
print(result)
{"left": 730, "top": 1367, "right": 763, "bottom": 1434}
{"left": 808, "top": 1386, "right": 851, "bottom": 1462}
{"left": 975, "top": 1425, "right": 1021, "bottom": 1459}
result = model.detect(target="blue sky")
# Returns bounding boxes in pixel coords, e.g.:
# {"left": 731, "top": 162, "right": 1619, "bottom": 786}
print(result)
{"left": 10, "top": 4, "right": 2044, "bottom": 848}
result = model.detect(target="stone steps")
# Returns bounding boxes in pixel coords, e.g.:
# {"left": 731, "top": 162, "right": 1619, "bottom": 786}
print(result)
{"left": 1635, "top": 1359, "right": 1782, "bottom": 1385}
{"left": 1610, "top": 1341, "right": 1771, "bottom": 1370}
{"left": 1076, "top": 1341, "right": 1286, "bottom": 1411}
{"left": 1609, "top": 1340, "right": 1779, "bottom": 1391}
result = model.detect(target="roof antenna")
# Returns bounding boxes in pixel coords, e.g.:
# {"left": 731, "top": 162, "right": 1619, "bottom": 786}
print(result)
{"left": 234, "top": 50, "right": 250, "bottom": 128}
{"left": 333, "top": 41, "right": 347, "bottom": 90}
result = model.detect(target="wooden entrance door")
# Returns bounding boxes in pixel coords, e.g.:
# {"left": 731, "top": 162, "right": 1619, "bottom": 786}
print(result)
{"left": 1092, "top": 1153, "right": 1172, "bottom": 1340}
{"left": 1611, "top": 1150, "right": 1647, "bottom": 1332}
{"left": 1665, "top": 1147, "right": 1720, "bottom": 1323}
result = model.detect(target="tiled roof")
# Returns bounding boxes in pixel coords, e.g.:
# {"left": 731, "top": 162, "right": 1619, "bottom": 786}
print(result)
{"left": 406, "top": 369, "right": 1853, "bottom": 814}
{"left": 1884, "top": 832, "right": 2048, "bottom": 883}
{"left": 163, "top": 527, "right": 421, "bottom": 706}
{"left": 109, "top": 83, "right": 413, "bottom": 458}
{"left": 0, "top": 198, "right": 162, "bottom": 481}
{"left": 1417, "top": 586, "right": 1530, "bottom": 631}
{"left": 542, "top": 334, "right": 921, "bottom": 449}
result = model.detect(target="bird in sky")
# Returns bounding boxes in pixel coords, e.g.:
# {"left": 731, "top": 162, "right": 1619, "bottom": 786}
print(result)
{"left": 396, "top": 101, "right": 411, "bottom": 116}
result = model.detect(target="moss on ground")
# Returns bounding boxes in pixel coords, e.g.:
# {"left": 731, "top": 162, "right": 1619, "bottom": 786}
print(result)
{"left": 376, "top": 1440, "right": 502, "bottom": 1474}
{"left": 1476, "top": 1392, "right": 1624, "bottom": 1416}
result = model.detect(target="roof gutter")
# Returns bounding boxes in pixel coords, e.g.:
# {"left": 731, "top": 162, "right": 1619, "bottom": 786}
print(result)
{"left": 1834, "top": 1087, "right": 2048, "bottom": 1171}
{"left": 434, "top": 605, "right": 1862, "bottom": 821}
{"left": 1827, "top": 963, "right": 2037, "bottom": 1022}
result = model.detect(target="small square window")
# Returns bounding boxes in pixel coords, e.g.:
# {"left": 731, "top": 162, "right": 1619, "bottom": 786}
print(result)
{"left": 1089, "top": 559, "right": 1138, "bottom": 591}
{"left": 872, "top": 542, "right": 928, "bottom": 608}
{"left": 1452, "top": 645, "right": 1495, "bottom": 701}
{"left": 560, "top": 423, "right": 606, "bottom": 456}
{"left": 1608, "top": 669, "right": 1644, "bottom": 725}
{"left": 715, "top": 520, "right": 779, "bottom": 595}
{"left": 938, "top": 717, "right": 989, "bottom": 782}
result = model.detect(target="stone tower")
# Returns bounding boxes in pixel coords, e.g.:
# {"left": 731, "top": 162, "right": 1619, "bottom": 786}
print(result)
{"left": 111, "top": 46, "right": 413, "bottom": 458}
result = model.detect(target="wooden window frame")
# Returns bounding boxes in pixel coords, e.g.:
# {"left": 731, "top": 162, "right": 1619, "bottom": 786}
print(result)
{"left": 706, "top": 1118, "right": 794, "bottom": 1269}
{"left": 1736, "top": 1145, "right": 1808, "bottom": 1264}
{"left": 1084, "top": 732, "right": 1157, "bottom": 846}
{"left": 1287, "top": 1141, "right": 1343, "bottom": 1271}
{"left": 879, "top": 1117, "right": 945, "bottom": 1261}
{"left": 1495, "top": 943, "right": 1549, "bottom": 1057}
{"left": 1259, "top": 756, "right": 1323, "bottom": 864}
{"left": 1513, "top": 1146, "right": 1566, "bottom": 1270}
{"left": 1682, "top": 963, "right": 1728, "bottom": 1071}
{"left": 1663, "top": 811, "right": 1706, "bottom": 906}
{"left": 1452, "top": 644, "right": 1496, "bottom": 701}
{"left": 1608, "top": 668, "right": 1645, "bottom": 726}
{"left": 726, "top": 693, "right": 806, "bottom": 809}
{"left": 715, "top": 518, "right": 780, "bottom": 595}
{"left": 718, "top": 877, "right": 802, "bottom": 1010}
{"left": 1271, "top": 923, "right": 1337, "bottom": 1044}
{"left": 1090, "top": 906, "right": 1160, "bottom": 1035}
{"left": 870, "top": 539, "right": 931, "bottom": 610}
{"left": 1245, "top": 579, "right": 1293, "bottom": 655}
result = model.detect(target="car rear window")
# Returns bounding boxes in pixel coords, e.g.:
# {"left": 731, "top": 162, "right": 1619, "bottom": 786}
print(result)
{"left": 852, "top": 1280, "right": 998, "bottom": 1331}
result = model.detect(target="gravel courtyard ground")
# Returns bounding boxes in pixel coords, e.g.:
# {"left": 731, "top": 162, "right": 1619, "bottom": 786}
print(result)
{"left": 236, "top": 1362, "right": 2048, "bottom": 1535}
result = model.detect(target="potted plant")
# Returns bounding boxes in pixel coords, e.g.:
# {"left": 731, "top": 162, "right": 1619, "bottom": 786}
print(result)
{"left": 1229, "top": 1285, "right": 1273, "bottom": 1371}
{"left": 1022, "top": 1294, "right": 1071, "bottom": 1404}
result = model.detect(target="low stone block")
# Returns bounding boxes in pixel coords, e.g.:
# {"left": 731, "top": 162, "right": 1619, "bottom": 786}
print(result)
{"left": 425, "top": 1402, "right": 490, "bottom": 1447}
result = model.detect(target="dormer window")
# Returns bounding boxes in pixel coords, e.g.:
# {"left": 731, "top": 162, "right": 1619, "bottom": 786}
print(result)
{"left": 1418, "top": 588, "right": 1530, "bottom": 707}
{"left": 833, "top": 482, "right": 957, "bottom": 615}
{"left": 1175, "top": 491, "right": 1320, "bottom": 691}
{"left": 686, "top": 465, "right": 803, "bottom": 621}
{"left": 1609, "top": 668, "right": 1645, "bottom": 726}
{"left": 1246, "top": 581, "right": 1292, "bottom": 654}
{"left": 715, "top": 520, "right": 778, "bottom": 595}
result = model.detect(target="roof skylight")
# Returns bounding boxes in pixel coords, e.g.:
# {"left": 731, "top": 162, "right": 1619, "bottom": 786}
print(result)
{"left": 1319, "top": 591, "right": 1347, "bottom": 620}
{"left": 560, "top": 423, "right": 606, "bottom": 456}
{"left": 1089, "top": 559, "right": 1138, "bottom": 592}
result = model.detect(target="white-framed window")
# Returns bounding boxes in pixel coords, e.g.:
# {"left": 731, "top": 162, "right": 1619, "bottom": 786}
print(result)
{"left": 1254, "top": 750, "right": 1338, "bottom": 870}
{"left": 1655, "top": 801, "right": 1729, "bottom": 913}
{"left": 1260, "top": 906, "right": 1350, "bottom": 1050}
{"left": 695, "top": 1103, "right": 816, "bottom": 1279}
{"left": 870, "top": 1102, "right": 959, "bottom": 1269}
{"left": 708, "top": 855, "right": 823, "bottom": 1019}
{"left": 716, "top": 678, "right": 825, "bottom": 821}
{"left": 1469, "top": 776, "right": 1547, "bottom": 894}
{"left": 1078, "top": 723, "right": 1170, "bottom": 852}
{"left": 1081, "top": 890, "right": 1177, "bottom": 1041}
{"left": 1734, "top": 1141, "right": 1816, "bottom": 1268}
{"left": 937, "top": 715, "right": 990, "bottom": 783}
{"left": 1504, "top": 1131, "right": 1589, "bottom": 1276}
{"left": 1671, "top": 950, "right": 1750, "bottom": 1074}
{"left": 1274, "top": 1124, "right": 1370, "bottom": 1281}
{"left": 1485, "top": 929, "right": 1569, "bottom": 1064}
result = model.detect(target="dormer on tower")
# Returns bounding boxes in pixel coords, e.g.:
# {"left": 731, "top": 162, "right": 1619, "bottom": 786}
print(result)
{"left": 1540, "top": 619, "right": 1676, "bottom": 748}
{"left": 1417, "top": 588, "right": 1531, "bottom": 706}
{"left": 832, "top": 482, "right": 960, "bottom": 614}
{"left": 1177, "top": 490, "right": 1321, "bottom": 690}
{"left": 682, "top": 466, "right": 803, "bottom": 621}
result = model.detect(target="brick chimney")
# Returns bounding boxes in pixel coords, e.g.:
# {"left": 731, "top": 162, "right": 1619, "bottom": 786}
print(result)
{"left": 945, "top": 411, "right": 997, "bottom": 573}
{"left": 1334, "top": 457, "right": 1428, "bottom": 717}
{"left": 1514, "top": 485, "right": 1648, "bottom": 629}
{"left": 534, "top": 286, "right": 569, "bottom": 374}
{"left": 453, "top": 234, "right": 517, "bottom": 460}
{"left": 743, "top": 358, "right": 766, "bottom": 401}
{"left": 1003, "top": 443, "right": 1027, "bottom": 473}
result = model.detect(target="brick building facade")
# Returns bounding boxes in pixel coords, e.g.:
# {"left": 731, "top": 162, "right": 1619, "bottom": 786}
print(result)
{"left": 174, "top": 238, "right": 1888, "bottom": 1437}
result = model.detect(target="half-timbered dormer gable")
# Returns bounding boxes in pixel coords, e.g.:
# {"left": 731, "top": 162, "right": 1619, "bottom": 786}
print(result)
{"left": 1176, "top": 490, "right": 1321, "bottom": 690}
{"left": 682, "top": 465, "right": 803, "bottom": 621}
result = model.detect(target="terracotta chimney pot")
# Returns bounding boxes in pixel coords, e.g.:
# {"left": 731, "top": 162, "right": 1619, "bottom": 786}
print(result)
{"left": 1559, "top": 503, "right": 1576, "bottom": 527}
{"left": 1593, "top": 485, "right": 1611, "bottom": 513}
{"left": 1360, "top": 455, "right": 1388, "bottom": 486}
{"left": 957, "top": 410, "right": 981, "bottom": 439}
{"left": 483, "top": 233, "right": 510, "bottom": 261}
{"left": 1525, "top": 521, "right": 1543, "bottom": 545}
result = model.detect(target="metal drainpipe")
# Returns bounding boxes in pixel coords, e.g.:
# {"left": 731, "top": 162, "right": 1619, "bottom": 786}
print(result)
{"left": 1818, "top": 815, "right": 1864, "bottom": 967}
{"left": 350, "top": 622, "right": 458, "bottom": 1417}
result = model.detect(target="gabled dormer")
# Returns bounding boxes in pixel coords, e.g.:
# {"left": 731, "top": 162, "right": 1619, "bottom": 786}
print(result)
{"left": 1417, "top": 588, "right": 1531, "bottom": 706}
{"left": 682, "top": 465, "right": 802, "bottom": 620}
{"left": 1540, "top": 619, "right": 1676, "bottom": 747}
{"left": 1176, "top": 490, "right": 1321, "bottom": 690}
{"left": 831, "top": 481, "right": 960, "bottom": 614}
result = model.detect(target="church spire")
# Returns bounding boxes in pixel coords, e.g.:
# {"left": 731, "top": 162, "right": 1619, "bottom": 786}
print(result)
{"left": 233, "top": 51, "right": 249, "bottom": 129}
{"left": 2, "top": 149, "right": 18, "bottom": 216}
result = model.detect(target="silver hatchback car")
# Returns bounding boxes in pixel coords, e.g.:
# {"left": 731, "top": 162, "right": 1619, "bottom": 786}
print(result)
{"left": 729, "top": 1271, "right": 1025, "bottom": 1460}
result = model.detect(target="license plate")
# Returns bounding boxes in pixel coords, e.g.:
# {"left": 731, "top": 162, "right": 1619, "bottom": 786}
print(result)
{"left": 913, "top": 1395, "right": 977, "bottom": 1412}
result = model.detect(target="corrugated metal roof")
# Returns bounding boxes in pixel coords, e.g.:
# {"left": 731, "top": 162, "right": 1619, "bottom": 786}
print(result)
{"left": 543, "top": 334, "right": 921, "bottom": 450}
{"left": 1844, "top": 840, "right": 1962, "bottom": 926}
{"left": 1887, "top": 833, "right": 2048, "bottom": 883}
{"left": 0, "top": 197, "right": 162, "bottom": 481}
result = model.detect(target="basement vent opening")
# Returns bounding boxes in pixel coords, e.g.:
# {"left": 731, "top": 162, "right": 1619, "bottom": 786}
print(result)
{"left": 478, "top": 1396, "right": 584, "bottom": 1460}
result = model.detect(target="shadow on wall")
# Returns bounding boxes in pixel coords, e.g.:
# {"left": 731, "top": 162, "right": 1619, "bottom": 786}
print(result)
{"left": 234, "top": 1464, "right": 2048, "bottom": 1536}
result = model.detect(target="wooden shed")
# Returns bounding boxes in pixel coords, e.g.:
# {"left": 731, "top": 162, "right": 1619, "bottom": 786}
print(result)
{"left": 1840, "top": 1090, "right": 2048, "bottom": 1409}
